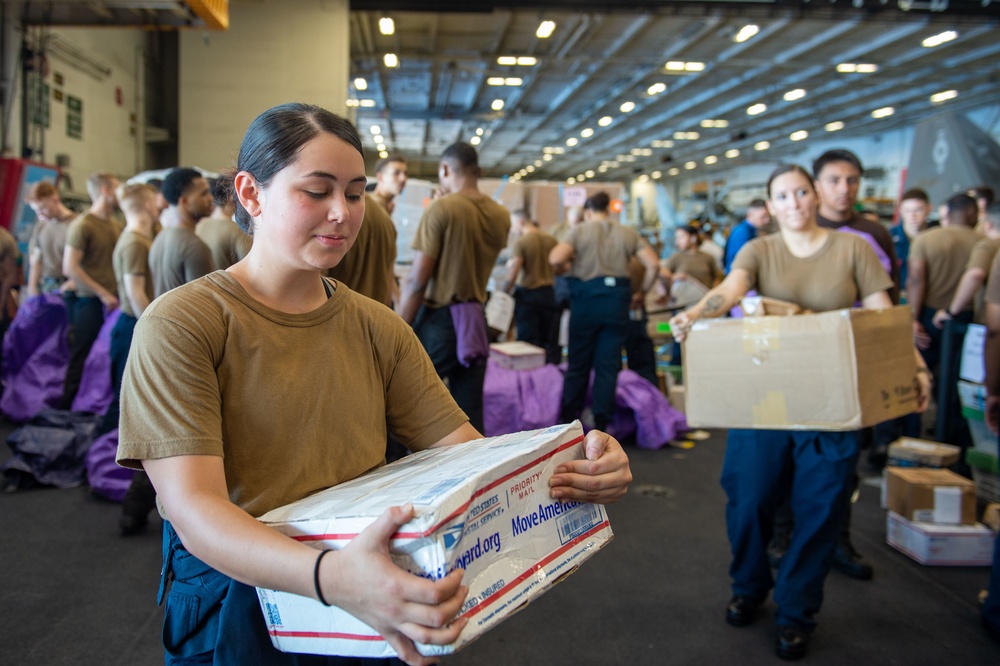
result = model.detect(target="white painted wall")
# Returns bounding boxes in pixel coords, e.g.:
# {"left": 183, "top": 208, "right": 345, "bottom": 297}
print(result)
{"left": 4, "top": 26, "right": 145, "bottom": 191}
{"left": 179, "top": 0, "right": 350, "bottom": 174}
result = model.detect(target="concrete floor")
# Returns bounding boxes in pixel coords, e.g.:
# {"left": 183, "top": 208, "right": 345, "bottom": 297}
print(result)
{"left": 2, "top": 420, "right": 999, "bottom": 665}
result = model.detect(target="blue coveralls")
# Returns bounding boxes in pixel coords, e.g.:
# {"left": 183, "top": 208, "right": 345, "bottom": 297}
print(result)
{"left": 722, "top": 428, "right": 860, "bottom": 630}
{"left": 560, "top": 276, "right": 631, "bottom": 429}
{"left": 159, "top": 522, "right": 392, "bottom": 665}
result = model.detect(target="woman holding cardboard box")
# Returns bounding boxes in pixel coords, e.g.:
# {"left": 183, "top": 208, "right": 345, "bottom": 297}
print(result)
{"left": 671, "top": 164, "right": 930, "bottom": 660}
{"left": 115, "top": 103, "right": 632, "bottom": 666}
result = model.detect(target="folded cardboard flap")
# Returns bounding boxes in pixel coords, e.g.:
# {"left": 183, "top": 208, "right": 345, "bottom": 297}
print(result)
{"left": 739, "top": 296, "right": 803, "bottom": 317}
{"left": 684, "top": 306, "right": 916, "bottom": 430}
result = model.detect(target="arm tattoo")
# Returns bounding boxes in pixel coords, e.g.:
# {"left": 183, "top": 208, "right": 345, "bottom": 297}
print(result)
{"left": 702, "top": 294, "right": 725, "bottom": 316}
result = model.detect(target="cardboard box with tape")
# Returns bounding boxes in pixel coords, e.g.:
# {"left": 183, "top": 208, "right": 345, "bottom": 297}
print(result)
{"left": 883, "top": 467, "right": 976, "bottom": 525}
{"left": 887, "top": 438, "right": 961, "bottom": 468}
{"left": 254, "top": 422, "right": 612, "bottom": 658}
{"left": 683, "top": 306, "right": 917, "bottom": 430}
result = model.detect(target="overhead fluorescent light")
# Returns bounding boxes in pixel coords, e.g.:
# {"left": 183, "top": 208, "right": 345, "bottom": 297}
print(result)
{"left": 871, "top": 106, "right": 895, "bottom": 119}
{"left": 491, "top": 99, "right": 504, "bottom": 111}
{"left": 537, "top": 20, "right": 556, "bottom": 39}
{"left": 825, "top": 121, "right": 845, "bottom": 132}
{"left": 725, "top": 149, "right": 740, "bottom": 158}
{"left": 497, "top": 56, "right": 517, "bottom": 66}
{"left": 790, "top": 130, "right": 808, "bottom": 141}
{"left": 379, "top": 17, "right": 394, "bottom": 35}
{"left": 735, "top": 24, "right": 759, "bottom": 43}
{"left": 567, "top": 177, "right": 577, "bottom": 184}
{"left": 370, "top": 125, "right": 380, "bottom": 135}
{"left": 566, "top": 137, "right": 579, "bottom": 147}
{"left": 620, "top": 101, "right": 635, "bottom": 113}
{"left": 354, "top": 77, "right": 368, "bottom": 91}
{"left": 476, "top": 127, "right": 484, "bottom": 136}
{"left": 526, "top": 165, "right": 535, "bottom": 173}
{"left": 930, "top": 89, "right": 958, "bottom": 104}
{"left": 747, "top": 103, "right": 767, "bottom": 115}
{"left": 373, "top": 134, "right": 384, "bottom": 143}
{"left": 652, "top": 171, "right": 662, "bottom": 179}
{"left": 704, "top": 155, "right": 718, "bottom": 165}
{"left": 783, "top": 88, "right": 806, "bottom": 101}
{"left": 505, "top": 77, "right": 523, "bottom": 86}
{"left": 668, "top": 167, "right": 680, "bottom": 176}
{"left": 359, "top": 99, "right": 376, "bottom": 107}
{"left": 487, "top": 77, "right": 505, "bottom": 86}
{"left": 376, "top": 143, "right": 386, "bottom": 151}
{"left": 581, "top": 128, "right": 594, "bottom": 138}
{"left": 598, "top": 116, "right": 613, "bottom": 127}
{"left": 383, "top": 53, "right": 398, "bottom": 68}
{"left": 684, "top": 161, "right": 697, "bottom": 170}
{"left": 754, "top": 141, "right": 770, "bottom": 151}
{"left": 585, "top": 170, "right": 595, "bottom": 178}
{"left": 516, "top": 56, "right": 537, "bottom": 66}
{"left": 379, "top": 151, "right": 388, "bottom": 159}
{"left": 922, "top": 30, "right": 958, "bottom": 48}
{"left": 543, "top": 154, "right": 553, "bottom": 161}
{"left": 647, "top": 82, "right": 667, "bottom": 95}
{"left": 470, "top": 136, "right": 481, "bottom": 146}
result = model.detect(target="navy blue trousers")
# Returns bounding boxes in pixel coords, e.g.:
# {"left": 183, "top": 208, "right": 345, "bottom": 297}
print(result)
{"left": 722, "top": 428, "right": 860, "bottom": 630}
{"left": 160, "top": 522, "right": 392, "bottom": 665}
{"left": 412, "top": 304, "right": 486, "bottom": 433}
{"left": 59, "top": 293, "right": 104, "bottom": 410}
{"left": 561, "top": 277, "right": 631, "bottom": 428}
{"left": 100, "top": 312, "right": 137, "bottom": 434}
{"left": 624, "top": 308, "right": 657, "bottom": 386}
{"left": 984, "top": 433, "right": 1000, "bottom": 642}
{"left": 513, "top": 285, "right": 561, "bottom": 365}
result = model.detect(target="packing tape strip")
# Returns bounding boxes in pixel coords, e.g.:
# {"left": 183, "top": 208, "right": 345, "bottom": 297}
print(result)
{"left": 742, "top": 317, "right": 781, "bottom": 355}
{"left": 752, "top": 390, "right": 789, "bottom": 426}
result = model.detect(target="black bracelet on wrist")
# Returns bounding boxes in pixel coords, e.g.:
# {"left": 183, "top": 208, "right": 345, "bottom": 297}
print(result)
{"left": 314, "top": 549, "right": 333, "bottom": 607}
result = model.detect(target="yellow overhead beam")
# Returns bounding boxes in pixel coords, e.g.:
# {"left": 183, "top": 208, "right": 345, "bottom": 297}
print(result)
{"left": 185, "top": 0, "right": 229, "bottom": 31}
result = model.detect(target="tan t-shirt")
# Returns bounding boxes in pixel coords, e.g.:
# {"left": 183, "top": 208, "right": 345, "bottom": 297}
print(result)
{"left": 196, "top": 216, "right": 252, "bottom": 272}
{"left": 966, "top": 237, "right": 1000, "bottom": 273}
{"left": 732, "top": 232, "right": 893, "bottom": 312}
{"left": 116, "top": 272, "right": 468, "bottom": 518}
{"left": 113, "top": 230, "right": 154, "bottom": 319}
{"left": 563, "top": 219, "right": 648, "bottom": 281}
{"left": 909, "top": 226, "right": 982, "bottom": 309}
{"left": 512, "top": 231, "right": 557, "bottom": 289}
{"left": 412, "top": 192, "right": 510, "bottom": 307}
{"left": 148, "top": 227, "right": 214, "bottom": 297}
{"left": 65, "top": 212, "right": 121, "bottom": 296}
{"left": 327, "top": 193, "right": 398, "bottom": 307}
{"left": 29, "top": 218, "right": 70, "bottom": 279}
{"left": 664, "top": 250, "right": 721, "bottom": 288}
{"left": 984, "top": 250, "right": 1000, "bottom": 306}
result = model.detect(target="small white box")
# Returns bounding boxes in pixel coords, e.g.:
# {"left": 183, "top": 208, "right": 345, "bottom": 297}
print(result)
{"left": 886, "top": 511, "right": 994, "bottom": 566}
{"left": 255, "top": 422, "right": 612, "bottom": 658}
{"left": 489, "top": 341, "right": 546, "bottom": 370}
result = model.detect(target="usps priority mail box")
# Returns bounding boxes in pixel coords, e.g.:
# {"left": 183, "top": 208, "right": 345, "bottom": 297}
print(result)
{"left": 255, "top": 421, "right": 613, "bottom": 658}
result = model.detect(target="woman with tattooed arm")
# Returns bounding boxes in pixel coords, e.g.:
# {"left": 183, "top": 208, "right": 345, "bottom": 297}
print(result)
{"left": 669, "top": 164, "right": 930, "bottom": 661}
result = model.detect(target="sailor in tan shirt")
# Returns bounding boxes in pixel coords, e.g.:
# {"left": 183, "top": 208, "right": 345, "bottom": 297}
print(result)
{"left": 504, "top": 214, "right": 560, "bottom": 363}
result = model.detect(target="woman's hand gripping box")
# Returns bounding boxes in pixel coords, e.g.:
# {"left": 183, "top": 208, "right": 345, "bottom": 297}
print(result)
{"left": 255, "top": 421, "right": 613, "bottom": 658}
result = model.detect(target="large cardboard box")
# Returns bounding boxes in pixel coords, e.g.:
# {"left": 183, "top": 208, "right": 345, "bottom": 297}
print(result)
{"left": 884, "top": 467, "right": 976, "bottom": 525}
{"left": 683, "top": 306, "right": 917, "bottom": 430}
{"left": 886, "top": 512, "right": 994, "bottom": 566}
{"left": 887, "top": 438, "right": 961, "bottom": 468}
{"left": 255, "top": 422, "right": 612, "bottom": 658}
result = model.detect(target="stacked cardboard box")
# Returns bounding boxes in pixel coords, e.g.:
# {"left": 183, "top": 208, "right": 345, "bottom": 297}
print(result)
{"left": 886, "top": 438, "right": 960, "bottom": 468}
